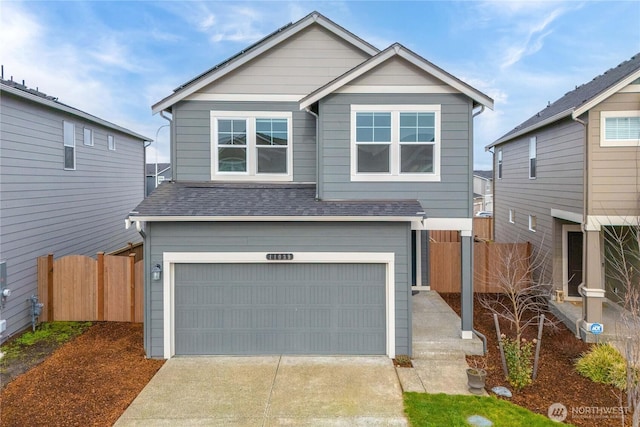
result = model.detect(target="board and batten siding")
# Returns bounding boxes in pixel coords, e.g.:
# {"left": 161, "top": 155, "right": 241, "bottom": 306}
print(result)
{"left": 493, "top": 117, "right": 584, "bottom": 284}
{"left": 587, "top": 91, "right": 640, "bottom": 216}
{"left": 187, "top": 25, "right": 371, "bottom": 97}
{"left": 172, "top": 101, "right": 316, "bottom": 183}
{"left": 0, "top": 92, "right": 144, "bottom": 339}
{"left": 144, "top": 221, "right": 411, "bottom": 358}
{"left": 318, "top": 93, "right": 474, "bottom": 218}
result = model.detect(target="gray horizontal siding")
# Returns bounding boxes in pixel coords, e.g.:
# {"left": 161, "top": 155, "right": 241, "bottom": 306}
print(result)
{"left": 145, "top": 221, "right": 411, "bottom": 358}
{"left": 493, "top": 117, "right": 584, "bottom": 284}
{"left": 0, "top": 92, "right": 144, "bottom": 339}
{"left": 318, "top": 93, "right": 473, "bottom": 218}
{"left": 173, "top": 101, "right": 316, "bottom": 182}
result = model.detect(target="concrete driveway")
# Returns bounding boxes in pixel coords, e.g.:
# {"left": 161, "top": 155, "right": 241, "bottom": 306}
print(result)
{"left": 114, "top": 356, "right": 407, "bottom": 426}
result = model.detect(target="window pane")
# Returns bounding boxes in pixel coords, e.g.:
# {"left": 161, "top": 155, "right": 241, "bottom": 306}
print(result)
{"left": 257, "top": 147, "right": 287, "bottom": 173}
{"left": 400, "top": 113, "right": 416, "bottom": 127}
{"left": 256, "top": 118, "right": 288, "bottom": 146}
{"left": 218, "top": 120, "right": 232, "bottom": 132}
{"left": 357, "top": 144, "right": 390, "bottom": 173}
{"left": 401, "top": 144, "right": 433, "bottom": 173}
{"left": 356, "top": 112, "right": 391, "bottom": 142}
{"left": 64, "top": 146, "right": 74, "bottom": 169}
{"left": 218, "top": 147, "right": 246, "bottom": 171}
{"left": 400, "top": 128, "right": 416, "bottom": 142}
{"left": 417, "top": 130, "right": 435, "bottom": 142}
{"left": 108, "top": 135, "right": 115, "bottom": 150}
{"left": 83, "top": 128, "right": 92, "bottom": 146}
{"left": 418, "top": 113, "right": 434, "bottom": 127}
{"left": 606, "top": 117, "right": 640, "bottom": 139}
{"left": 218, "top": 119, "right": 246, "bottom": 146}
{"left": 63, "top": 121, "right": 74, "bottom": 147}
{"left": 530, "top": 158, "right": 536, "bottom": 178}
{"left": 400, "top": 112, "right": 435, "bottom": 143}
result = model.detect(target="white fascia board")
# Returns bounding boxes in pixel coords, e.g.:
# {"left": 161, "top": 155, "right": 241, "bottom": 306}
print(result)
{"left": 586, "top": 215, "right": 640, "bottom": 231}
{"left": 129, "top": 215, "right": 421, "bottom": 223}
{"left": 185, "top": 93, "right": 304, "bottom": 102}
{"left": 300, "top": 45, "right": 493, "bottom": 110}
{"left": 152, "top": 13, "right": 378, "bottom": 114}
{"left": 487, "top": 109, "right": 573, "bottom": 149}
{"left": 572, "top": 69, "right": 640, "bottom": 118}
{"left": 423, "top": 217, "right": 473, "bottom": 232}
{"left": 551, "top": 209, "right": 583, "bottom": 224}
{"left": 1, "top": 85, "right": 151, "bottom": 141}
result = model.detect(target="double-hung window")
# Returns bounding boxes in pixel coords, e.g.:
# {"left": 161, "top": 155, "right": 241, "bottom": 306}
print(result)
{"left": 497, "top": 149, "right": 503, "bottom": 179}
{"left": 351, "top": 105, "right": 440, "bottom": 181}
{"left": 83, "top": 127, "right": 94, "bottom": 146}
{"left": 63, "top": 121, "right": 75, "bottom": 170}
{"left": 529, "top": 136, "right": 537, "bottom": 179}
{"left": 211, "top": 111, "right": 292, "bottom": 181}
{"left": 601, "top": 111, "right": 640, "bottom": 147}
{"left": 108, "top": 135, "right": 116, "bottom": 150}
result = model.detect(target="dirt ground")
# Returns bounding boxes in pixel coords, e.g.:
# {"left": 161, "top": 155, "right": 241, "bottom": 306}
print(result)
{"left": 0, "top": 322, "right": 164, "bottom": 427}
{"left": 441, "top": 293, "right": 630, "bottom": 427}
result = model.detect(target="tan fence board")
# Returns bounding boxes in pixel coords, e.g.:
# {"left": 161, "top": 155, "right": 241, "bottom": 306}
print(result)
{"left": 134, "top": 260, "right": 144, "bottom": 322}
{"left": 53, "top": 255, "right": 96, "bottom": 320}
{"left": 104, "top": 255, "right": 130, "bottom": 321}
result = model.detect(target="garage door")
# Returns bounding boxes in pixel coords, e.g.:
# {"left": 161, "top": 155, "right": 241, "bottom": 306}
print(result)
{"left": 174, "top": 263, "right": 386, "bottom": 355}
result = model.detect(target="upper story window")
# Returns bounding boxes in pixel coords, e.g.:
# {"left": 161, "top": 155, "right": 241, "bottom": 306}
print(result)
{"left": 529, "top": 136, "right": 537, "bottom": 179}
{"left": 211, "top": 111, "right": 292, "bottom": 181}
{"left": 601, "top": 111, "right": 640, "bottom": 147}
{"left": 108, "top": 135, "right": 116, "bottom": 150}
{"left": 509, "top": 208, "right": 515, "bottom": 224}
{"left": 528, "top": 214, "right": 537, "bottom": 232}
{"left": 63, "top": 121, "right": 75, "bottom": 170}
{"left": 350, "top": 105, "right": 440, "bottom": 182}
{"left": 497, "top": 149, "right": 503, "bottom": 179}
{"left": 83, "top": 127, "right": 94, "bottom": 146}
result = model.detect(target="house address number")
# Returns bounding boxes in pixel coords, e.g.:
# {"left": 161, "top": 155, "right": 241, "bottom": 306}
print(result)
{"left": 266, "top": 253, "right": 294, "bottom": 261}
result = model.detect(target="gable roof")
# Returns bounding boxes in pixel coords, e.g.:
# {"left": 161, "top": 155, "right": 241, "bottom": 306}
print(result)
{"left": 1, "top": 78, "right": 151, "bottom": 141}
{"left": 129, "top": 182, "right": 424, "bottom": 221}
{"left": 152, "top": 11, "right": 379, "bottom": 114}
{"left": 489, "top": 52, "right": 640, "bottom": 148}
{"left": 299, "top": 43, "right": 494, "bottom": 110}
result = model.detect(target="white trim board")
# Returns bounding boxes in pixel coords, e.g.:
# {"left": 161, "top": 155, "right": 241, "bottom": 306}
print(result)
{"left": 162, "top": 251, "right": 396, "bottom": 359}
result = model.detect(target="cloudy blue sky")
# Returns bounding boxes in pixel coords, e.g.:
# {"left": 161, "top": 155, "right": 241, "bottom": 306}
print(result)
{"left": 2, "top": 0, "right": 639, "bottom": 169}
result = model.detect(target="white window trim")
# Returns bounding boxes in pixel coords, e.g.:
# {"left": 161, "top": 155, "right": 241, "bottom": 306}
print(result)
{"left": 497, "top": 149, "right": 503, "bottom": 179}
{"left": 529, "top": 136, "right": 537, "bottom": 179}
{"left": 210, "top": 111, "right": 293, "bottom": 181}
{"left": 350, "top": 104, "right": 441, "bottom": 182}
{"left": 509, "top": 209, "right": 515, "bottom": 224}
{"left": 162, "top": 251, "right": 396, "bottom": 359}
{"left": 63, "top": 120, "right": 76, "bottom": 170}
{"left": 528, "top": 214, "right": 537, "bottom": 232}
{"left": 83, "top": 127, "right": 94, "bottom": 146}
{"left": 108, "top": 134, "right": 116, "bottom": 151}
{"left": 600, "top": 110, "right": 640, "bottom": 147}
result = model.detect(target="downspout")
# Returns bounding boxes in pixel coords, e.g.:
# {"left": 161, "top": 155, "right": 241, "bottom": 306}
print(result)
{"left": 573, "top": 114, "right": 588, "bottom": 329}
{"left": 159, "top": 110, "right": 174, "bottom": 181}
{"left": 305, "top": 107, "right": 320, "bottom": 200}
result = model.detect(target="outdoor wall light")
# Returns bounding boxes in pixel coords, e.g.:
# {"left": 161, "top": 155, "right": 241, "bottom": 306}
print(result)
{"left": 151, "top": 263, "right": 162, "bottom": 281}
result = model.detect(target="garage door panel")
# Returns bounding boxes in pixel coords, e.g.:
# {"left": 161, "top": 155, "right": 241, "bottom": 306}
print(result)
{"left": 174, "top": 263, "right": 386, "bottom": 355}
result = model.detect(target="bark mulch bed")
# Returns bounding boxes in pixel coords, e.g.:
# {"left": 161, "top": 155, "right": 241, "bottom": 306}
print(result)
{"left": 441, "top": 293, "right": 629, "bottom": 427}
{"left": 0, "top": 322, "right": 164, "bottom": 427}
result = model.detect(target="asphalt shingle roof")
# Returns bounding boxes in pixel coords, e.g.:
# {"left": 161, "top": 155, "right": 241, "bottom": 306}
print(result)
{"left": 131, "top": 182, "right": 424, "bottom": 219}
{"left": 493, "top": 52, "right": 640, "bottom": 145}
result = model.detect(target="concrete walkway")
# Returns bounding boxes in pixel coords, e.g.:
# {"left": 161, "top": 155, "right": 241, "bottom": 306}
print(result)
{"left": 115, "top": 356, "right": 407, "bottom": 426}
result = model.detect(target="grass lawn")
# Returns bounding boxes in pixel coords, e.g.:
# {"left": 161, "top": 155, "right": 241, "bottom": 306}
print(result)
{"left": 404, "top": 392, "right": 574, "bottom": 427}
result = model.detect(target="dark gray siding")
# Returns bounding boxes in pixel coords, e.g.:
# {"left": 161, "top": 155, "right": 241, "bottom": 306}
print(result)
{"left": 0, "top": 92, "right": 144, "bottom": 339}
{"left": 318, "top": 93, "right": 474, "bottom": 218}
{"left": 493, "top": 117, "right": 584, "bottom": 283}
{"left": 145, "top": 221, "right": 411, "bottom": 358}
{"left": 173, "top": 101, "right": 316, "bottom": 183}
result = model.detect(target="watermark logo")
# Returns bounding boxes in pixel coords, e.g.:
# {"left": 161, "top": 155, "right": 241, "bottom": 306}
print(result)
{"left": 548, "top": 403, "right": 568, "bottom": 422}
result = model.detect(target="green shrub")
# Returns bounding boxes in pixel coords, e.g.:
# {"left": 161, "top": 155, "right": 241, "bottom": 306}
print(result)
{"left": 503, "top": 337, "right": 534, "bottom": 390}
{"left": 575, "top": 343, "right": 628, "bottom": 390}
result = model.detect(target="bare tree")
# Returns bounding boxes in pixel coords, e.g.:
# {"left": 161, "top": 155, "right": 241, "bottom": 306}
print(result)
{"left": 605, "top": 222, "right": 640, "bottom": 426}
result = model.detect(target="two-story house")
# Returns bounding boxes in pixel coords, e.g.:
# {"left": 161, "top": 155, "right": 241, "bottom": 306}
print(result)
{"left": 0, "top": 77, "right": 149, "bottom": 341}
{"left": 487, "top": 53, "right": 640, "bottom": 339}
{"left": 128, "top": 12, "right": 493, "bottom": 359}
{"left": 473, "top": 170, "right": 493, "bottom": 214}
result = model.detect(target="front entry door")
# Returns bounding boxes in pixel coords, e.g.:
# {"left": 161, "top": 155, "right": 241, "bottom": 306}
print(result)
{"left": 567, "top": 231, "right": 583, "bottom": 297}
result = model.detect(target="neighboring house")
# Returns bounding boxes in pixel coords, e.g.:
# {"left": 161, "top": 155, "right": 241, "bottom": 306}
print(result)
{"left": 146, "top": 163, "right": 171, "bottom": 196}
{"left": 0, "top": 78, "right": 150, "bottom": 341}
{"left": 487, "top": 53, "right": 640, "bottom": 338}
{"left": 128, "top": 12, "right": 493, "bottom": 359}
{"left": 473, "top": 170, "right": 493, "bottom": 214}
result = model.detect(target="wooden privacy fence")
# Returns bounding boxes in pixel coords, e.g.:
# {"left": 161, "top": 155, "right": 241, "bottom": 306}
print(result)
{"left": 430, "top": 241, "right": 531, "bottom": 293}
{"left": 429, "top": 217, "right": 494, "bottom": 243}
{"left": 37, "top": 252, "right": 143, "bottom": 322}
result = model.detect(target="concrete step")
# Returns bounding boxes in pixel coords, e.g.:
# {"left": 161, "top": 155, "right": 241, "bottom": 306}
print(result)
{"left": 413, "top": 339, "right": 484, "bottom": 357}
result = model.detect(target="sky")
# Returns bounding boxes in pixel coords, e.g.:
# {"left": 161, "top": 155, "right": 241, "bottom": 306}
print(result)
{"left": 1, "top": 0, "right": 639, "bottom": 170}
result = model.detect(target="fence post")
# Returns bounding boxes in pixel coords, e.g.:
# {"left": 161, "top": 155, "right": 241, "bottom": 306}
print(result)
{"left": 47, "top": 253, "right": 54, "bottom": 321}
{"left": 129, "top": 254, "right": 136, "bottom": 322}
{"left": 97, "top": 252, "right": 105, "bottom": 321}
